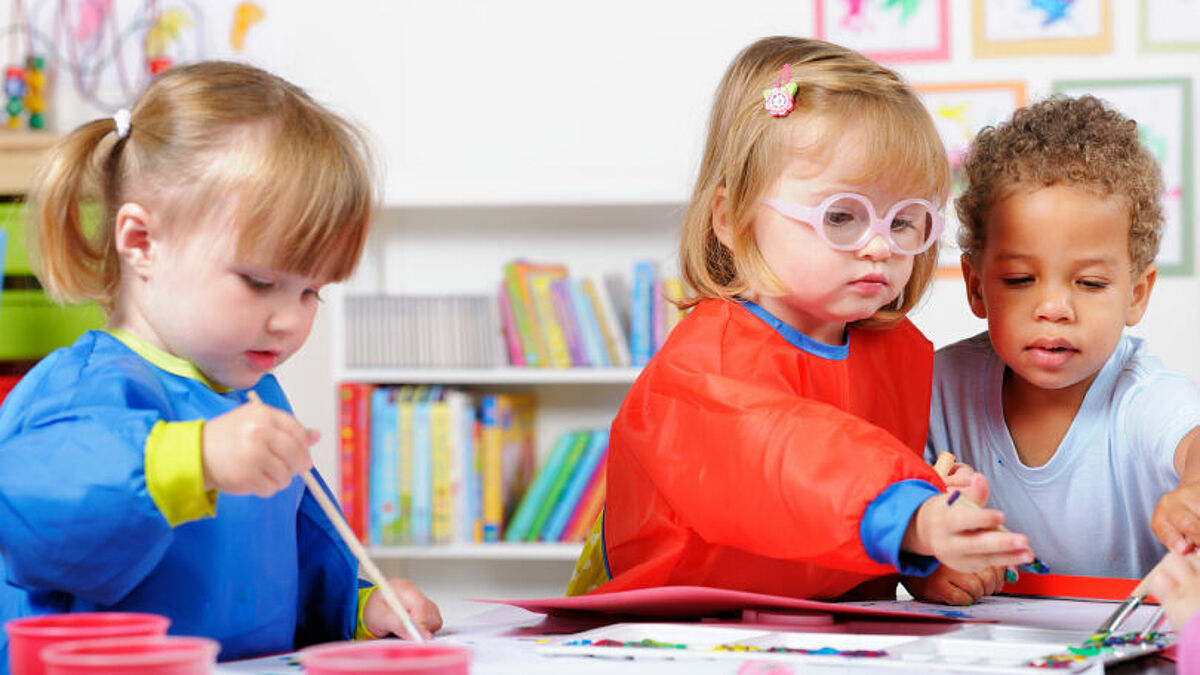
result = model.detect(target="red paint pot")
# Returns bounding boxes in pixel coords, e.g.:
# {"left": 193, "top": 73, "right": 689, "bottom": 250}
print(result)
{"left": 39, "top": 636, "right": 217, "bottom": 675}
{"left": 5, "top": 613, "right": 170, "bottom": 675}
{"left": 301, "top": 640, "right": 471, "bottom": 674}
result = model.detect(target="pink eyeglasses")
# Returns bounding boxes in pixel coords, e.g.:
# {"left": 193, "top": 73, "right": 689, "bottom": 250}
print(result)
{"left": 763, "top": 193, "right": 944, "bottom": 255}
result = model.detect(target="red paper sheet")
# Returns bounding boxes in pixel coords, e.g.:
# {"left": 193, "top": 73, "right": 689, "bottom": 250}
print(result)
{"left": 1001, "top": 573, "right": 1155, "bottom": 602}
{"left": 473, "top": 585, "right": 977, "bottom": 621}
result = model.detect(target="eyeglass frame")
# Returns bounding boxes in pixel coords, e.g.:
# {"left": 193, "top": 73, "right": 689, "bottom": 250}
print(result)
{"left": 762, "top": 193, "right": 945, "bottom": 255}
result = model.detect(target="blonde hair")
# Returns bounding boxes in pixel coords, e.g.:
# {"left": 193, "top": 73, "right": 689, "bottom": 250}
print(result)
{"left": 956, "top": 94, "right": 1163, "bottom": 274}
{"left": 679, "top": 36, "right": 950, "bottom": 327}
{"left": 28, "top": 60, "right": 376, "bottom": 314}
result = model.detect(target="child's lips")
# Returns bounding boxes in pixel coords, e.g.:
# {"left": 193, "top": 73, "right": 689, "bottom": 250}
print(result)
{"left": 245, "top": 350, "right": 279, "bottom": 370}
{"left": 1025, "top": 341, "right": 1078, "bottom": 368}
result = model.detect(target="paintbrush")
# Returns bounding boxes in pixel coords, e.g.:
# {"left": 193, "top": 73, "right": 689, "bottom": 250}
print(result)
{"left": 1094, "top": 561, "right": 1161, "bottom": 636}
{"left": 932, "top": 452, "right": 1049, "bottom": 576}
{"left": 246, "top": 391, "right": 425, "bottom": 643}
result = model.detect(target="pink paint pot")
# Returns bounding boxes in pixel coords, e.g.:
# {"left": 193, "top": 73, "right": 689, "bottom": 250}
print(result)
{"left": 38, "top": 636, "right": 218, "bottom": 675}
{"left": 5, "top": 613, "right": 170, "bottom": 675}
{"left": 300, "top": 640, "right": 471, "bottom": 674}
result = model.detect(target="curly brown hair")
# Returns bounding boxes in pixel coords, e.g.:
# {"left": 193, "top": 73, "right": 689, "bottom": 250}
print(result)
{"left": 955, "top": 94, "right": 1163, "bottom": 273}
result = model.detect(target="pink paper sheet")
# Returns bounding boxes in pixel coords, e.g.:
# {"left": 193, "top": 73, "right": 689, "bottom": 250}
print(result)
{"left": 473, "top": 585, "right": 976, "bottom": 622}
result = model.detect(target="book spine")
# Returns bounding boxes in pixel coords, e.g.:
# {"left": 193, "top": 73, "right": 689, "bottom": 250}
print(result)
{"left": 368, "top": 387, "right": 398, "bottom": 546}
{"left": 550, "top": 278, "right": 588, "bottom": 366}
{"left": 583, "top": 276, "right": 631, "bottom": 366}
{"left": 652, "top": 274, "right": 665, "bottom": 353}
{"left": 396, "top": 386, "right": 415, "bottom": 545}
{"left": 630, "top": 261, "right": 656, "bottom": 367}
{"left": 503, "top": 431, "right": 575, "bottom": 542}
{"left": 663, "top": 275, "right": 685, "bottom": 338}
{"left": 562, "top": 466, "right": 606, "bottom": 543}
{"left": 410, "top": 395, "right": 433, "bottom": 545}
{"left": 568, "top": 277, "right": 610, "bottom": 367}
{"left": 337, "top": 383, "right": 365, "bottom": 541}
{"left": 502, "top": 261, "right": 543, "bottom": 366}
{"left": 496, "top": 282, "right": 525, "bottom": 366}
{"left": 540, "top": 428, "right": 608, "bottom": 542}
{"left": 530, "top": 275, "right": 572, "bottom": 368}
{"left": 525, "top": 429, "right": 591, "bottom": 541}
{"left": 479, "top": 394, "right": 503, "bottom": 541}
{"left": 430, "top": 397, "right": 452, "bottom": 545}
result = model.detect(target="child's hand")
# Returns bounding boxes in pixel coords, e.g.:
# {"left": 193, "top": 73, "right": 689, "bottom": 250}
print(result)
{"left": 1152, "top": 480, "right": 1200, "bottom": 555}
{"left": 363, "top": 578, "right": 443, "bottom": 640}
{"left": 201, "top": 397, "right": 317, "bottom": 497}
{"left": 901, "top": 566, "right": 1006, "bottom": 606}
{"left": 1145, "top": 552, "right": 1200, "bottom": 631}
{"left": 942, "top": 462, "right": 979, "bottom": 490}
{"left": 903, "top": 473, "right": 1034, "bottom": 573}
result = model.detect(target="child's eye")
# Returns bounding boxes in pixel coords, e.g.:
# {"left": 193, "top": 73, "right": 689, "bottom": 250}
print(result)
{"left": 1001, "top": 276, "right": 1033, "bottom": 287}
{"left": 890, "top": 217, "right": 916, "bottom": 233}
{"left": 241, "top": 274, "right": 275, "bottom": 291}
{"left": 1078, "top": 279, "right": 1109, "bottom": 290}
{"left": 824, "top": 210, "right": 858, "bottom": 228}
{"left": 304, "top": 287, "right": 325, "bottom": 302}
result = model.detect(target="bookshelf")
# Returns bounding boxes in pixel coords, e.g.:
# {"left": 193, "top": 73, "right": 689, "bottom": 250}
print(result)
{"left": 311, "top": 202, "right": 681, "bottom": 621}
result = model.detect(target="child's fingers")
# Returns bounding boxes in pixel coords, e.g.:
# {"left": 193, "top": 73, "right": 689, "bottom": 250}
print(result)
{"left": 963, "top": 473, "right": 990, "bottom": 510}
{"left": 945, "top": 503, "right": 1007, "bottom": 533}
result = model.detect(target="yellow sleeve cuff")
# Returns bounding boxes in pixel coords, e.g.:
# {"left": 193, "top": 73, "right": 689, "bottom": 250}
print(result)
{"left": 355, "top": 586, "right": 378, "bottom": 640}
{"left": 145, "top": 420, "right": 218, "bottom": 527}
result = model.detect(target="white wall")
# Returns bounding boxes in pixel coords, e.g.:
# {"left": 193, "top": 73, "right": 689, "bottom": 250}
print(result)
{"left": 4, "top": 3, "right": 1198, "bottom": 611}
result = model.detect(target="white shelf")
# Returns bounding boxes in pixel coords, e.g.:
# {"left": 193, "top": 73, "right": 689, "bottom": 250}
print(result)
{"left": 370, "top": 543, "right": 584, "bottom": 561}
{"left": 335, "top": 367, "right": 641, "bottom": 386}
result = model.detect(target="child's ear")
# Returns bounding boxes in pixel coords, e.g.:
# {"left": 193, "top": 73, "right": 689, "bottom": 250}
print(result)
{"left": 1125, "top": 263, "right": 1157, "bottom": 326}
{"left": 961, "top": 254, "right": 988, "bottom": 319}
{"left": 711, "top": 186, "right": 733, "bottom": 249}
{"left": 113, "top": 203, "right": 158, "bottom": 276}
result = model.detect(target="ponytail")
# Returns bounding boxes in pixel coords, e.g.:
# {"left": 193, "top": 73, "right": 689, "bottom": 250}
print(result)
{"left": 27, "top": 118, "right": 125, "bottom": 313}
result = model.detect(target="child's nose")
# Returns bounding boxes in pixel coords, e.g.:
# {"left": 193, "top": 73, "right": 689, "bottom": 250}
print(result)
{"left": 267, "top": 302, "right": 307, "bottom": 335}
{"left": 855, "top": 232, "right": 893, "bottom": 261}
{"left": 1035, "top": 287, "right": 1074, "bottom": 321}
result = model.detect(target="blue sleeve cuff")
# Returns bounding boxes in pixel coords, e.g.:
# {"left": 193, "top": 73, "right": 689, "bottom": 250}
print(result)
{"left": 861, "top": 479, "right": 941, "bottom": 576}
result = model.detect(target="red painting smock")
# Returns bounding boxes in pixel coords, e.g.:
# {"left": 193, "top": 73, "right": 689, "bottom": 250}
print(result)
{"left": 597, "top": 298, "right": 943, "bottom": 599}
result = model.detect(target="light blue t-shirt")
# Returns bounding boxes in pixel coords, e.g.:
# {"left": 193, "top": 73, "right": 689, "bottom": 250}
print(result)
{"left": 927, "top": 332, "right": 1200, "bottom": 578}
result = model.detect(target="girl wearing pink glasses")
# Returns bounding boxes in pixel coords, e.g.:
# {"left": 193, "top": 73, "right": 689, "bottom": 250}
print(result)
{"left": 568, "top": 36, "right": 1033, "bottom": 603}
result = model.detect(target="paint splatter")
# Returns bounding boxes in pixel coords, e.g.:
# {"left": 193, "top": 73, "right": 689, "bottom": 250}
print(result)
{"left": 1027, "top": 631, "right": 1169, "bottom": 668}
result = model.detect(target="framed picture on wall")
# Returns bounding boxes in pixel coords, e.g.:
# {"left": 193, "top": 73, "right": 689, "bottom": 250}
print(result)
{"left": 814, "top": 0, "right": 950, "bottom": 62}
{"left": 973, "top": 0, "right": 1112, "bottom": 58}
{"left": 1054, "top": 78, "right": 1194, "bottom": 276}
{"left": 916, "top": 82, "right": 1028, "bottom": 273}
{"left": 1140, "top": 0, "right": 1200, "bottom": 53}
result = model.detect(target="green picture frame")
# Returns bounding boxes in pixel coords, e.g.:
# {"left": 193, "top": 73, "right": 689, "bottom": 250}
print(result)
{"left": 1054, "top": 78, "right": 1195, "bottom": 277}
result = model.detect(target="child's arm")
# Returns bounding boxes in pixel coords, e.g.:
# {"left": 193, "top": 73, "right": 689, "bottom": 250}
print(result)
{"left": 1153, "top": 427, "right": 1200, "bottom": 554}
{"left": 900, "top": 473, "right": 1034, "bottom": 574}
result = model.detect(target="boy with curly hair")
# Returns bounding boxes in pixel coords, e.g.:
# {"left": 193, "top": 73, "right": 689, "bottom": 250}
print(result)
{"left": 924, "top": 94, "right": 1200, "bottom": 592}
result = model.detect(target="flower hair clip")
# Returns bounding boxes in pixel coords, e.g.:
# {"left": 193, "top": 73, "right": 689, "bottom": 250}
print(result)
{"left": 763, "top": 64, "right": 798, "bottom": 118}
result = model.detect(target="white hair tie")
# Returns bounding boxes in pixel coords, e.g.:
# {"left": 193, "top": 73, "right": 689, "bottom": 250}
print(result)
{"left": 113, "top": 108, "right": 132, "bottom": 139}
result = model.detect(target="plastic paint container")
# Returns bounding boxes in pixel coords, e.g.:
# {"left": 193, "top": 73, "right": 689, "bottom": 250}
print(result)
{"left": 39, "top": 636, "right": 218, "bottom": 675}
{"left": 5, "top": 613, "right": 170, "bottom": 675}
{"left": 301, "top": 640, "right": 471, "bottom": 674}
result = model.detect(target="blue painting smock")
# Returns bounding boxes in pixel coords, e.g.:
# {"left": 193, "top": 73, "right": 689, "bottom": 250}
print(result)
{"left": 0, "top": 330, "right": 361, "bottom": 670}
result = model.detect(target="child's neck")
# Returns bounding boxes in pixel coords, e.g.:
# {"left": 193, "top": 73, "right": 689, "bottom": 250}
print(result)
{"left": 1000, "top": 369, "right": 1099, "bottom": 468}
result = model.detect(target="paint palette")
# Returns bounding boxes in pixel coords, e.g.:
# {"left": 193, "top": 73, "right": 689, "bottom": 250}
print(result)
{"left": 539, "top": 622, "right": 1174, "bottom": 672}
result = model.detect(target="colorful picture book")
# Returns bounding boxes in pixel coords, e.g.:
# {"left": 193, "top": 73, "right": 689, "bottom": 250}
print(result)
{"left": 339, "top": 385, "right": 606, "bottom": 545}
{"left": 498, "top": 259, "right": 687, "bottom": 369}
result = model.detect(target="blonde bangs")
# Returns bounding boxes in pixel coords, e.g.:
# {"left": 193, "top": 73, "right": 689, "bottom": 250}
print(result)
{"left": 161, "top": 116, "right": 374, "bottom": 282}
